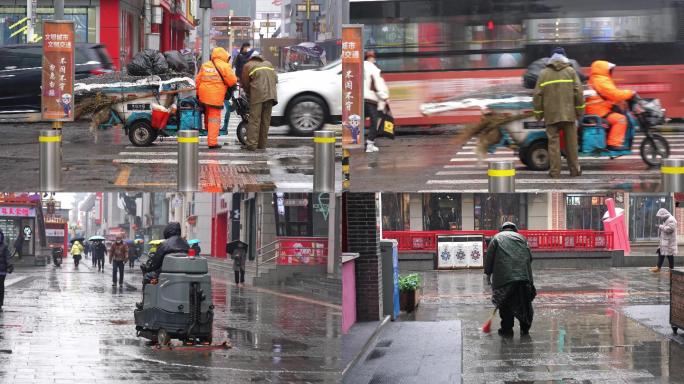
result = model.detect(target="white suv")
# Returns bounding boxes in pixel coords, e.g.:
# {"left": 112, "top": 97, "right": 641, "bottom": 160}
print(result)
{"left": 270, "top": 59, "right": 342, "bottom": 135}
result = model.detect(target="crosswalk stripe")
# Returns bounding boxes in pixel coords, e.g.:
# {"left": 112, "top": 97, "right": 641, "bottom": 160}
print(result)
{"left": 435, "top": 170, "right": 661, "bottom": 176}
{"left": 113, "top": 158, "right": 314, "bottom": 166}
{"left": 117, "top": 151, "right": 313, "bottom": 158}
{"left": 426, "top": 178, "right": 651, "bottom": 185}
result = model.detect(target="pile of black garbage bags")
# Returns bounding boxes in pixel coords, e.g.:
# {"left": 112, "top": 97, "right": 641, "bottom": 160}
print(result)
{"left": 126, "top": 49, "right": 197, "bottom": 76}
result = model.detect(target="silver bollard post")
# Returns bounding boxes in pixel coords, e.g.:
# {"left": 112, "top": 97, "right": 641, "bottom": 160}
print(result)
{"left": 177, "top": 130, "right": 199, "bottom": 191}
{"left": 39, "top": 129, "right": 61, "bottom": 191}
{"left": 488, "top": 160, "right": 515, "bottom": 193}
{"left": 313, "top": 130, "right": 336, "bottom": 192}
{"left": 662, "top": 158, "right": 684, "bottom": 192}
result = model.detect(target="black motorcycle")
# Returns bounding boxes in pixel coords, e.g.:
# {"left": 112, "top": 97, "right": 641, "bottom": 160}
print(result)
{"left": 230, "top": 86, "right": 250, "bottom": 145}
{"left": 52, "top": 247, "right": 63, "bottom": 267}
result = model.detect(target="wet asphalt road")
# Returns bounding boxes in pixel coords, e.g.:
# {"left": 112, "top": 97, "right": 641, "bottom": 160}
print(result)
{"left": 377, "top": 268, "right": 684, "bottom": 383}
{"left": 349, "top": 126, "right": 684, "bottom": 193}
{"left": 0, "top": 260, "right": 342, "bottom": 383}
{"left": 0, "top": 117, "right": 342, "bottom": 192}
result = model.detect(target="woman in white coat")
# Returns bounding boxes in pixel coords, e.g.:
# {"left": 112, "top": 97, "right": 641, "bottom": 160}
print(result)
{"left": 650, "top": 208, "right": 677, "bottom": 274}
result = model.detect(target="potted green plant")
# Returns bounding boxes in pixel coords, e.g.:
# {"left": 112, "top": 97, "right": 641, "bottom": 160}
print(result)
{"left": 398, "top": 273, "right": 421, "bottom": 313}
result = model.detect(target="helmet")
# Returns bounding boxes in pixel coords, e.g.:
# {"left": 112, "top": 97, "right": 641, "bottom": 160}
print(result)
{"left": 248, "top": 50, "right": 261, "bottom": 60}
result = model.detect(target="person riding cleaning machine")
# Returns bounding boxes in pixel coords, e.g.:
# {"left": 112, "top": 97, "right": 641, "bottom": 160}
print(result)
{"left": 585, "top": 60, "right": 639, "bottom": 151}
{"left": 196, "top": 47, "right": 238, "bottom": 149}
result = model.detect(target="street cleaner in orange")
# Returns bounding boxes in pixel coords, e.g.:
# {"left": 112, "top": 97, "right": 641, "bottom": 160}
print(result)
{"left": 196, "top": 47, "right": 238, "bottom": 149}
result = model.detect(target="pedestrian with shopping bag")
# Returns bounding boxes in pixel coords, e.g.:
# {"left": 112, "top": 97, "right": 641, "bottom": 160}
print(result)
{"left": 109, "top": 236, "right": 129, "bottom": 288}
{"left": 363, "top": 50, "right": 390, "bottom": 153}
{"left": 650, "top": 208, "right": 677, "bottom": 275}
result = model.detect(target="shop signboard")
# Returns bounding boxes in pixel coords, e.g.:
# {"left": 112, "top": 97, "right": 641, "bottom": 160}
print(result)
{"left": 277, "top": 237, "right": 328, "bottom": 265}
{"left": 436, "top": 235, "right": 484, "bottom": 269}
{"left": 341, "top": 25, "right": 364, "bottom": 148}
{"left": 46, "top": 228, "right": 65, "bottom": 237}
{"left": 41, "top": 20, "right": 75, "bottom": 121}
{"left": 0, "top": 207, "right": 36, "bottom": 217}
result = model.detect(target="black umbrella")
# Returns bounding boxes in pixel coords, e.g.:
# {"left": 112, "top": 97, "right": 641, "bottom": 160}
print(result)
{"left": 70, "top": 237, "right": 85, "bottom": 244}
{"left": 226, "top": 240, "right": 248, "bottom": 254}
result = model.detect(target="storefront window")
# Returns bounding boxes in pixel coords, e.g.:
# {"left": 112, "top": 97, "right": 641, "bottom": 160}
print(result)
{"left": 0, "top": 7, "right": 96, "bottom": 45}
{"left": 566, "top": 195, "right": 608, "bottom": 230}
{"left": 422, "top": 194, "right": 461, "bottom": 230}
{"left": 274, "top": 193, "right": 312, "bottom": 236}
{"left": 0, "top": 216, "right": 35, "bottom": 256}
{"left": 629, "top": 195, "right": 673, "bottom": 241}
{"left": 381, "top": 193, "right": 410, "bottom": 231}
{"left": 474, "top": 194, "right": 527, "bottom": 230}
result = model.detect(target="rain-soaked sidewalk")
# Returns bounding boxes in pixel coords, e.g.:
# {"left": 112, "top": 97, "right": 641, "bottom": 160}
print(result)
{"left": 407, "top": 268, "right": 684, "bottom": 383}
{"left": 0, "top": 260, "right": 342, "bottom": 383}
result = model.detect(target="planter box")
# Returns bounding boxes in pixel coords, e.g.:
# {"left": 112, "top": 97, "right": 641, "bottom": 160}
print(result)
{"left": 400, "top": 289, "right": 421, "bottom": 313}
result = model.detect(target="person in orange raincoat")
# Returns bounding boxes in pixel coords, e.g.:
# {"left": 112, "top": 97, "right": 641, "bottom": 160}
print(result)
{"left": 585, "top": 60, "right": 637, "bottom": 150}
{"left": 195, "top": 47, "right": 238, "bottom": 149}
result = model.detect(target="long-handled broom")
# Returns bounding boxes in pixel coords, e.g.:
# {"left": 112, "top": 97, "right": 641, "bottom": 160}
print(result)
{"left": 481, "top": 307, "right": 498, "bottom": 333}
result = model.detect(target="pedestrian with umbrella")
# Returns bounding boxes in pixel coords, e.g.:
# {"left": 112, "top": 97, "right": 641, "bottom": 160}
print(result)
{"left": 483, "top": 222, "right": 536, "bottom": 337}
{"left": 89, "top": 236, "right": 107, "bottom": 273}
{"left": 109, "top": 236, "right": 129, "bottom": 288}
{"left": 228, "top": 240, "right": 248, "bottom": 287}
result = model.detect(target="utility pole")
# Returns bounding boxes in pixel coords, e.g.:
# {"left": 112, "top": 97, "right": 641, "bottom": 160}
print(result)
{"left": 54, "top": 0, "right": 64, "bottom": 20}
{"left": 199, "top": 0, "right": 213, "bottom": 64}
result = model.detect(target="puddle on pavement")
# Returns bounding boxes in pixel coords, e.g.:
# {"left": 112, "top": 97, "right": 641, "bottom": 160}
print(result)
{"left": 225, "top": 327, "right": 309, "bottom": 353}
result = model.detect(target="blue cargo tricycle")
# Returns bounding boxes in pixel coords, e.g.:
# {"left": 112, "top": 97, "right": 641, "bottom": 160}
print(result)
{"left": 488, "top": 98, "right": 669, "bottom": 170}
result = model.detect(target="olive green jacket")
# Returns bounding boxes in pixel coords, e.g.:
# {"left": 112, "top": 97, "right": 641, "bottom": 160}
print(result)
{"left": 533, "top": 59, "right": 584, "bottom": 125}
{"left": 484, "top": 231, "right": 534, "bottom": 289}
{"left": 241, "top": 57, "right": 278, "bottom": 105}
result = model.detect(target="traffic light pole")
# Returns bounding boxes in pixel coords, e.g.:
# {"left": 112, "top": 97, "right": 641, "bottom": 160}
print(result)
{"left": 201, "top": 8, "right": 211, "bottom": 63}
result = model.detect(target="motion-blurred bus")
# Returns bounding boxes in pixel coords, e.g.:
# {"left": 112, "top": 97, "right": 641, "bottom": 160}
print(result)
{"left": 45, "top": 218, "right": 68, "bottom": 255}
{"left": 350, "top": 0, "right": 684, "bottom": 126}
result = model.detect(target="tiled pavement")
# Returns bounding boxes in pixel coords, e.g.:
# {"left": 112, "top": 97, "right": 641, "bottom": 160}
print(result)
{"left": 0, "top": 260, "right": 342, "bottom": 383}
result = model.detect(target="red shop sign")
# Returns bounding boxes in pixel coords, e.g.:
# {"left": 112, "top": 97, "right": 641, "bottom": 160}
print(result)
{"left": 277, "top": 238, "right": 328, "bottom": 266}
{"left": 341, "top": 25, "right": 364, "bottom": 149}
{"left": 0, "top": 206, "right": 36, "bottom": 217}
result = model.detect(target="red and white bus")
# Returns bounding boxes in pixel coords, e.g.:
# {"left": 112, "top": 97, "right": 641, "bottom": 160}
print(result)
{"left": 350, "top": 0, "right": 684, "bottom": 126}
{"left": 45, "top": 218, "right": 68, "bottom": 254}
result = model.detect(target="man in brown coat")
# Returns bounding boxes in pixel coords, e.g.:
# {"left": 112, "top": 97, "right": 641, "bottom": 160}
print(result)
{"left": 241, "top": 51, "right": 278, "bottom": 151}
{"left": 109, "top": 236, "right": 129, "bottom": 288}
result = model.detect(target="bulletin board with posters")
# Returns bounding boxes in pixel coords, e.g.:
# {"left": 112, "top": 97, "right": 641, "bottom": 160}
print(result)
{"left": 436, "top": 235, "right": 484, "bottom": 269}
{"left": 41, "top": 20, "right": 75, "bottom": 122}
{"left": 341, "top": 25, "right": 364, "bottom": 149}
{"left": 276, "top": 237, "right": 329, "bottom": 266}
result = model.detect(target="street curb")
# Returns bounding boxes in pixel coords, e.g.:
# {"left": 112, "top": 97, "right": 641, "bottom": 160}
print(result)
{"left": 341, "top": 315, "right": 391, "bottom": 382}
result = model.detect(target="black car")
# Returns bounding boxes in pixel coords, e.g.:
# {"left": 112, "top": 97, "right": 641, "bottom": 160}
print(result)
{"left": 0, "top": 43, "right": 114, "bottom": 115}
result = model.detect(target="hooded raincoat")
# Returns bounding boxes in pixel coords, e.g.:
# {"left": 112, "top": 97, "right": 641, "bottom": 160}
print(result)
{"left": 484, "top": 224, "right": 534, "bottom": 289}
{"left": 585, "top": 60, "right": 634, "bottom": 118}
{"left": 657, "top": 208, "right": 678, "bottom": 256}
{"left": 146, "top": 222, "right": 189, "bottom": 274}
{"left": 196, "top": 47, "right": 238, "bottom": 108}
{"left": 532, "top": 56, "right": 585, "bottom": 125}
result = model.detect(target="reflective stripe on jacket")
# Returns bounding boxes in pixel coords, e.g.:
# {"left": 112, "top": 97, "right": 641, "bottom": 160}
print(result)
{"left": 532, "top": 58, "right": 584, "bottom": 125}
{"left": 241, "top": 57, "right": 278, "bottom": 105}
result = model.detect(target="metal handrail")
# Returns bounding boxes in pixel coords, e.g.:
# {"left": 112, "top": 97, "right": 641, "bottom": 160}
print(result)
{"left": 255, "top": 240, "right": 280, "bottom": 278}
